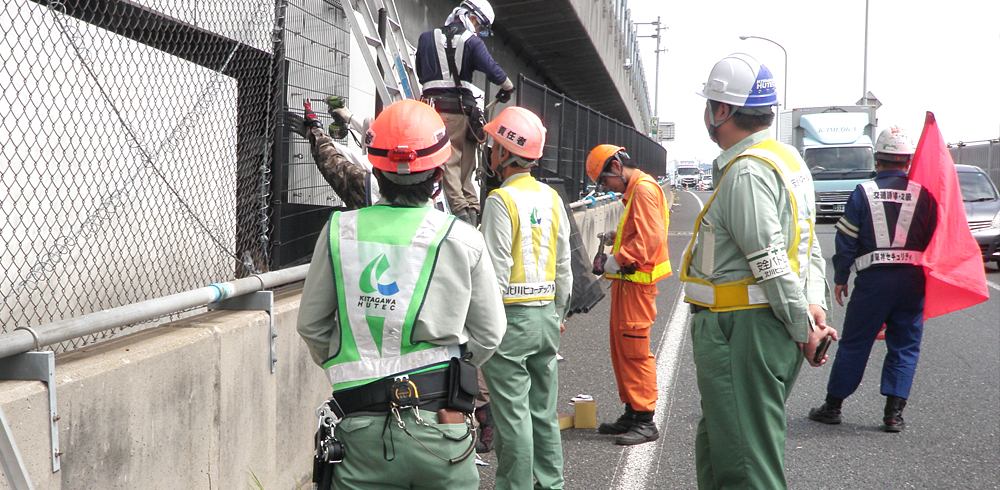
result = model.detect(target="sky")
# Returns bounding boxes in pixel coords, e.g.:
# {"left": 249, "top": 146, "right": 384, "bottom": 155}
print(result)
{"left": 627, "top": 0, "right": 1000, "bottom": 165}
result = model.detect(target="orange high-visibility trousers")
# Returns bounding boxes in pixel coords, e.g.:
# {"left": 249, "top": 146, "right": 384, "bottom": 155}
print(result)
{"left": 608, "top": 279, "right": 659, "bottom": 412}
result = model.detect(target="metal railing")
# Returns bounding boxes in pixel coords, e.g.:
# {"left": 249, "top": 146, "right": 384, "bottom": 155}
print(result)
{"left": 517, "top": 75, "right": 667, "bottom": 200}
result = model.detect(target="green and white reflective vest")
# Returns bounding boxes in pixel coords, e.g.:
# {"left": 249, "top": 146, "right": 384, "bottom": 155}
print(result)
{"left": 323, "top": 205, "right": 461, "bottom": 391}
{"left": 680, "top": 139, "right": 816, "bottom": 310}
{"left": 489, "top": 174, "right": 561, "bottom": 305}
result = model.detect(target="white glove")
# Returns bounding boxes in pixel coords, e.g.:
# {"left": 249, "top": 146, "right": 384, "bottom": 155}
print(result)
{"left": 604, "top": 254, "right": 621, "bottom": 274}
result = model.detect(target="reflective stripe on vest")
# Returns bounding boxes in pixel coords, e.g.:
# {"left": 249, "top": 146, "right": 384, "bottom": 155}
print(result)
{"left": 605, "top": 174, "right": 672, "bottom": 283}
{"left": 323, "top": 206, "right": 460, "bottom": 391}
{"left": 852, "top": 180, "right": 924, "bottom": 272}
{"left": 490, "top": 175, "right": 560, "bottom": 304}
{"left": 680, "top": 139, "right": 816, "bottom": 311}
{"left": 422, "top": 29, "right": 477, "bottom": 92}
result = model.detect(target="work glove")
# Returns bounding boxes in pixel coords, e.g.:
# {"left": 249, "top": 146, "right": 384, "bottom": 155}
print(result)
{"left": 284, "top": 111, "right": 309, "bottom": 139}
{"left": 604, "top": 254, "right": 621, "bottom": 275}
{"left": 495, "top": 87, "right": 515, "bottom": 104}
{"left": 303, "top": 99, "right": 323, "bottom": 130}
{"left": 332, "top": 108, "right": 353, "bottom": 127}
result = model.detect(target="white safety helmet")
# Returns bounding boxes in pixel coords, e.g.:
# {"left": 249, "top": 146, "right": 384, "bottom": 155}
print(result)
{"left": 698, "top": 53, "right": 778, "bottom": 113}
{"left": 461, "top": 0, "right": 495, "bottom": 36}
{"left": 874, "top": 126, "right": 915, "bottom": 163}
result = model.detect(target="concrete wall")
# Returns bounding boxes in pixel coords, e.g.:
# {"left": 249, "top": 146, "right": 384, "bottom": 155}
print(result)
{"left": 0, "top": 287, "right": 327, "bottom": 490}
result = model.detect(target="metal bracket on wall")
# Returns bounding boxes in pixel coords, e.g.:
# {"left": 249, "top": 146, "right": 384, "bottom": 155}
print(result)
{"left": 208, "top": 291, "right": 276, "bottom": 374}
{"left": 0, "top": 350, "right": 59, "bottom": 477}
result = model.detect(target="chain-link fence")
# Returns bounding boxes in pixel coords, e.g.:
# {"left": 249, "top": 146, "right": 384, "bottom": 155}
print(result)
{"left": 949, "top": 139, "right": 1000, "bottom": 185}
{"left": 517, "top": 76, "right": 667, "bottom": 200}
{"left": 1, "top": 0, "right": 283, "bottom": 351}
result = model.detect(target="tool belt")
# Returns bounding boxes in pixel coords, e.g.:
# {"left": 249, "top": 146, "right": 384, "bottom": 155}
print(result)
{"left": 330, "top": 357, "right": 478, "bottom": 418}
{"left": 422, "top": 93, "right": 478, "bottom": 115}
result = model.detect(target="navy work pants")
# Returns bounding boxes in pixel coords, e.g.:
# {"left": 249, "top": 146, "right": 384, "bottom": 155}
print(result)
{"left": 827, "top": 266, "right": 925, "bottom": 400}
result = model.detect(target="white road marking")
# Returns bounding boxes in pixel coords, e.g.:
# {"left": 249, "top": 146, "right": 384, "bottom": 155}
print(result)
{"left": 687, "top": 189, "right": 704, "bottom": 211}
{"left": 612, "top": 288, "right": 690, "bottom": 490}
{"left": 987, "top": 280, "right": 1000, "bottom": 292}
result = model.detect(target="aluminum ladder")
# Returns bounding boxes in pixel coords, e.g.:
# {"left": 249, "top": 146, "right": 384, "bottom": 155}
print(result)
{"left": 342, "top": 0, "right": 421, "bottom": 104}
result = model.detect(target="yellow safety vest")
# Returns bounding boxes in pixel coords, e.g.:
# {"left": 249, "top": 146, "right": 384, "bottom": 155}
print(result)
{"left": 680, "top": 139, "right": 816, "bottom": 311}
{"left": 605, "top": 174, "right": 672, "bottom": 283}
{"left": 490, "top": 174, "right": 562, "bottom": 304}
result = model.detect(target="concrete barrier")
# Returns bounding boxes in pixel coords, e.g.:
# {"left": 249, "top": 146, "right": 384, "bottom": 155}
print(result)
{"left": 0, "top": 287, "right": 327, "bottom": 490}
{"left": 0, "top": 186, "right": 674, "bottom": 489}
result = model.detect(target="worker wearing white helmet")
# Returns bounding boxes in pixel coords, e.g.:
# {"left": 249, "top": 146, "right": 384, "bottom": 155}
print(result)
{"left": 682, "top": 53, "right": 836, "bottom": 489}
{"left": 416, "top": 0, "right": 516, "bottom": 227}
{"left": 809, "top": 126, "right": 938, "bottom": 433}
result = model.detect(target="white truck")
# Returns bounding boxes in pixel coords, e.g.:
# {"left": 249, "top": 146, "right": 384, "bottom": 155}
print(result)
{"left": 675, "top": 162, "right": 701, "bottom": 189}
{"left": 778, "top": 105, "right": 878, "bottom": 217}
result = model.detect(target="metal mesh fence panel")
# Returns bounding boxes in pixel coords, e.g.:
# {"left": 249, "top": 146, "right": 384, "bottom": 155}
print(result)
{"left": 517, "top": 75, "right": 666, "bottom": 200}
{"left": 1, "top": 0, "right": 281, "bottom": 351}
{"left": 950, "top": 140, "right": 1000, "bottom": 185}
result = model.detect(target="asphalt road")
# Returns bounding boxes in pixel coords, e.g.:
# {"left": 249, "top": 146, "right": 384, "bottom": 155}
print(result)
{"left": 476, "top": 188, "right": 1000, "bottom": 489}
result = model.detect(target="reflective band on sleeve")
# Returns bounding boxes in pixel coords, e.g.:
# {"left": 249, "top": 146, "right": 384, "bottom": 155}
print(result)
{"left": 853, "top": 250, "right": 923, "bottom": 271}
{"left": 835, "top": 216, "right": 859, "bottom": 239}
{"left": 746, "top": 244, "right": 792, "bottom": 282}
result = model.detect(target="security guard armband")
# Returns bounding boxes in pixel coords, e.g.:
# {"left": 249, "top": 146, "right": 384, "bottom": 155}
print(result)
{"left": 746, "top": 244, "right": 792, "bottom": 282}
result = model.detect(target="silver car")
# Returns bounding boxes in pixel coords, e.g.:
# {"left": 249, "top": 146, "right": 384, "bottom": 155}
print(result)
{"left": 957, "top": 165, "right": 1000, "bottom": 266}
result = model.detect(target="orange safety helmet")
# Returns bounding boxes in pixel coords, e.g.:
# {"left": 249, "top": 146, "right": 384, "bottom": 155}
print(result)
{"left": 483, "top": 106, "right": 546, "bottom": 161}
{"left": 586, "top": 144, "right": 626, "bottom": 183}
{"left": 366, "top": 99, "right": 451, "bottom": 182}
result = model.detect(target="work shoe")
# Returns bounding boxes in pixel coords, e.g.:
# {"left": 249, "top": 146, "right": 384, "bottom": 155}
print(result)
{"left": 615, "top": 420, "right": 658, "bottom": 446}
{"left": 475, "top": 403, "right": 495, "bottom": 453}
{"left": 808, "top": 395, "right": 844, "bottom": 425}
{"left": 883, "top": 395, "right": 907, "bottom": 433}
{"left": 598, "top": 404, "right": 636, "bottom": 435}
{"left": 455, "top": 208, "right": 472, "bottom": 225}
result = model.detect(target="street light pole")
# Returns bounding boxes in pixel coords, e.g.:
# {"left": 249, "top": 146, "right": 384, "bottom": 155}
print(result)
{"left": 862, "top": 0, "right": 870, "bottom": 105}
{"left": 636, "top": 17, "right": 666, "bottom": 117}
{"left": 740, "top": 35, "right": 787, "bottom": 138}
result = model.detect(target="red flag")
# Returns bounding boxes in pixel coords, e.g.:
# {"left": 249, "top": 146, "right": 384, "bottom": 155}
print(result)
{"left": 908, "top": 112, "right": 989, "bottom": 319}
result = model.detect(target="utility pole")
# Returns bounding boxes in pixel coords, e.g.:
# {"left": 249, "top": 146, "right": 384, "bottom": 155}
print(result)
{"left": 862, "top": 0, "right": 870, "bottom": 106}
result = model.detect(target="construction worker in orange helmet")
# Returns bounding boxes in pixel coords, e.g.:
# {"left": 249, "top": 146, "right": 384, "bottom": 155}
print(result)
{"left": 587, "top": 143, "right": 672, "bottom": 446}
{"left": 297, "top": 99, "right": 507, "bottom": 490}
{"left": 479, "top": 106, "right": 571, "bottom": 488}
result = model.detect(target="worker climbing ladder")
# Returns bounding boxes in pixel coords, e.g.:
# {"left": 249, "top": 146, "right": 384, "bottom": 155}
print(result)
{"left": 342, "top": 0, "right": 421, "bottom": 104}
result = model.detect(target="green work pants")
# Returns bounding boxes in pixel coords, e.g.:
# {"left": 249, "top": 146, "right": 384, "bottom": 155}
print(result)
{"left": 690, "top": 308, "right": 804, "bottom": 490}
{"left": 481, "top": 302, "right": 564, "bottom": 490}
{"left": 332, "top": 409, "right": 477, "bottom": 490}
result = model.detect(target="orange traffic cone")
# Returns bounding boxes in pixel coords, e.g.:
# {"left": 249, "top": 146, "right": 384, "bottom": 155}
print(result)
{"left": 876, "top": 324, "right": 887, "bottom": 340}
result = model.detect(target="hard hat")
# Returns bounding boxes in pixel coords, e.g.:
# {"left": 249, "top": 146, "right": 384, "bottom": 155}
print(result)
{"left": 484, "top": 106, "right": 546, "bottom": 163}
{"left": 461, "top": 0, "right": 495, "bottom": 35}
{"left": 366, "top": 99, "right": 451, "bottom": 183}
{"left": 586, "top": 144, "right": 626, "bottom": 183}
{"left": 874, "top": 126, "right": 915, "bottom": 163}
{"left": 697, "top": 53, "right": 778, "bottom": 108}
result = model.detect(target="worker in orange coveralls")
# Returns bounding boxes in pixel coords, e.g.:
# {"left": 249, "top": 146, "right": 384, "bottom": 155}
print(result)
{"left": 586, "top": 144, "right": 672, "bottom": 446}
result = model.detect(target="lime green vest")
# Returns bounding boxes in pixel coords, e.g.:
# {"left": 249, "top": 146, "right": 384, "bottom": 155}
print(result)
{"left": 323, "top": 206, "right": 460, "bottom": 391}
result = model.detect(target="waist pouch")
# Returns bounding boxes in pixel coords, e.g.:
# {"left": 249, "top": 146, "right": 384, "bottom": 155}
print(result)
{"left": 447, "top": 355, "right": 478, "bottom": 413}
{"left": 424, "top": 94, "right": 477, "bottom": 114}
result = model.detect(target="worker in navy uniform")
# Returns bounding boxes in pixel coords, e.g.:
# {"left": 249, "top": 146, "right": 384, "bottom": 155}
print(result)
{"left": 809, "top": 126, "right": 938, "bottom": 432}
{"left": 415, "top": 0, "right": 515, "bottom": 226}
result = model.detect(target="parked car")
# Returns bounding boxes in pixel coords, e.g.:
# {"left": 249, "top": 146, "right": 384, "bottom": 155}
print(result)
{"left": 699, "top": 174, "right": 713, "bottom": 191}
{"left": 956, "top": 164, "right": 1000, "bottom": 266}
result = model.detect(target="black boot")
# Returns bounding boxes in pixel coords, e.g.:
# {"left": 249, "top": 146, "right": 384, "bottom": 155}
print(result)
{"left": 616, "top": 411, "right": 658, "bottom": 446}
{"left": 883, "top": 395, "right": 907, "bottom": 433}
{"left": 598, "top": 404, "right": 636, "bottom": 435}
{"left": 808, "top": 394, "right": 844, "bottom": 424}
{"left": 467, "top": 209, "right": 479, "bottom": 227}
